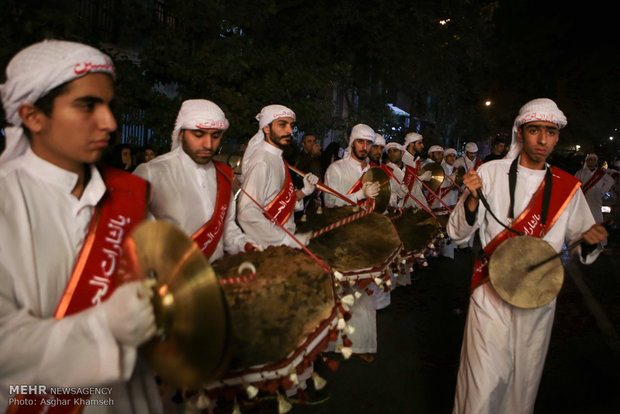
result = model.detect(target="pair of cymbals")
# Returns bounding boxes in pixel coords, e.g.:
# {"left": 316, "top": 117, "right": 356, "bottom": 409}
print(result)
{"left": 362, "top": 167, "right": 391, "bottom": 212}
{"left": 419, "top": 162, "right": 446, "bottom": 192}
{"left": 122, "top": 220, "right": 230, "bottom": 388}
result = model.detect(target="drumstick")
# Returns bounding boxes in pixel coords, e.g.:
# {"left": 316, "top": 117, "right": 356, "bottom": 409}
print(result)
{"left": 526, "top": 220, "right": 612, "bottom": 272}
{"left": 391, "top": 173, "right": 438, "bottom": 219}
{"left": 414, "top": 174, "right": 453, "bottom": 213}
{"left": 526, "top": 238, "right": 583, "bottom": 273}
{"left": 287, "top": 164, "right": 358, "bottom": 207}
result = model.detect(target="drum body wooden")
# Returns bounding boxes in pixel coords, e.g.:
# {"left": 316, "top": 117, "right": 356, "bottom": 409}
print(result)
{"left": 206, "top": 246, "right": 339, "bottom": 393}
{"left": 297, "top": 206, "right": 402, "bottom": 283}
{"left": 390, "top": 207, "right": 444, "bottom": 262}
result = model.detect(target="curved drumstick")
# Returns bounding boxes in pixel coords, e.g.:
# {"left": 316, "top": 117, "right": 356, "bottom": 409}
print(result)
{"left": 287, "top": 164, "right": 358, "bottom": 207}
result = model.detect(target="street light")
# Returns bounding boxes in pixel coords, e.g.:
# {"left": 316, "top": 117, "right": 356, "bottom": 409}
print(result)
{"left": 484, "top": 100, "right": 492, "bottom": 107}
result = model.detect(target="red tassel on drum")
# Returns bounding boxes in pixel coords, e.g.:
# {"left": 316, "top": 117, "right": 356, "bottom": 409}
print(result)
{"left": 365, "top": 288, "right": 374, "bottom": 296}
{"left": 296, "top": 388, "right": 310, "bottom": 404}
{"left": 342, "top": 335, "right": 353, "bottom": 347}
{"left": 265, "top": 379, "right": 280, "bottom": 394}
{"left": 329, "top": 328, "right": 339, "bottom": 342}
{"left": 323, "top": 356, "right": 340, "bottom": 371}
{"left": 280, "top": 376, "right": 294, "bottom": 390}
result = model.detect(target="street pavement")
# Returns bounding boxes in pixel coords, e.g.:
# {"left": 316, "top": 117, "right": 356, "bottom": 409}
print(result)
{"left": 288, "top": 227, "right": 620, "bottom": 414}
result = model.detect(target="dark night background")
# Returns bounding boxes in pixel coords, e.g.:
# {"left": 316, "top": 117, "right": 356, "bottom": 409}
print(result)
{"left": 1, "top": 0, "right": 619, "bottom": 163}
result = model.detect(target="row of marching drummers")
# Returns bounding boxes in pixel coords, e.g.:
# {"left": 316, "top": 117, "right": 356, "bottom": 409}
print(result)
{"left": 127, "top": 162, "right": 459, "bottom": 412}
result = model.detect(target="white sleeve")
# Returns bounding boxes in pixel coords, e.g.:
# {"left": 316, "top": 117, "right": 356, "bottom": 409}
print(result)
{"left": 222, "top": 192, "right": 254, "bottom": 254}
{"left": 323, "top": 164, "right": 357, "bottom": 207}
{"left": 237, "top": 160, "right": 298, "bottom": 248}
{"left": 563, "top": 190, "right": 603, "bottom": 265}
{"left": 446, "top": 189, "right": 483, "bottom": 245}
{"left": 0, "top": 260, "right": 134, "bottom": 388}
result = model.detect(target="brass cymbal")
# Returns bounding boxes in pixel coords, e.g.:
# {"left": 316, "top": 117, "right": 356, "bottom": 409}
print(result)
{"left": 121, "top": 220, "right": 231, "bottom": 388}
{"left": 453, "top": 166, "right": 466, "bottom": 186}
{"left": 419, "top": 162, "right": 445, "bottom": 192}
{"left": 489, "top": 236, "right": 564, "bottom": 309}
{"left": 213, "top": 153, "right": 242, "bottom": 175}
{"left": 362, "top": 166, "right": 391, "bottom": 212}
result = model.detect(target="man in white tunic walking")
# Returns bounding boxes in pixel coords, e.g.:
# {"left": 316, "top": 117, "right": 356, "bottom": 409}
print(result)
{"left": 448, "top": 98, "right": 608, "bottom": 414}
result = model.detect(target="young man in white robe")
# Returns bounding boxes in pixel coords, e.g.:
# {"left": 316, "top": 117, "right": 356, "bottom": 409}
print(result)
{"left": 323, "top": 124, "right": 382, "bottom": 362}
{"left": 134, "top": 99, "right": 258, "bottom": 262}
{"left": 447, "top": 98, "right": 608, "bottom": 414}
{"left": 0, "top": 40, "right": 160, "bottom": 413}
{"left": 454, "top": 141, "right": 482, "bottom": 172}
{"left": 237, "top": 104, "right": 318, "bottom": 248}
{"left": 574, "top": 153, "right": 615, "bottom": 224}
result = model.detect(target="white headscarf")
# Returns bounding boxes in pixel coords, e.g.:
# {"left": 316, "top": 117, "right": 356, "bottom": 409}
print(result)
{"left": 444, "top": 148, "right": 457, "bottom": 157}
{"left": 374, "top": 133, "right": 386, "bottom": 147}
{"left": 464, "top": 142, "right": 478, "bottom": 153}
{"left": 170, "top": 99, "right": 229, "bottom": 150}
{"left": 0, "top": 39, "right": 115, "bottom": 166}
{"left": 240, "top": 104, "right": 295, "bottom": 182}
{"left": 506, "top": 98, "right": 567, "bottom": 159}
{"left": 385, "top": 142, "right": 404, "bottom": 152}
{"left": 343, "top": 123, "right": 375, "bottom": 159}
{"left": 404, "top": 132, "right": 423, "bottom": 148}
{"left": 428, "top": 145, "right": 443, "bottom": 154}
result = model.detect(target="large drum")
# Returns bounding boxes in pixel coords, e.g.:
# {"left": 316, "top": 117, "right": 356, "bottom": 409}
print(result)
{"left": 389, "top": 207, "right": 445, "bottom": 268}
{"left": 204, "top": 246, "right": 340, "bottom": 397}
{"left": 296, "top": 206, "right": 402, "bottom": 288}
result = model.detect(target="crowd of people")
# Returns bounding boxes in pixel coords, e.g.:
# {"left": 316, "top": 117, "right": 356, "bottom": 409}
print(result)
{"left": 0, "top": 38, "right": 614, "bottom": 414}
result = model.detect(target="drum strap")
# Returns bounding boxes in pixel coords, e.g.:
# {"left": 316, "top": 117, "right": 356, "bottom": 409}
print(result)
{"left": 508, "top": 156, "right": 553, "bottom": 231}
{"left": 471, "top": 164, "right": 581, "bottom": 291}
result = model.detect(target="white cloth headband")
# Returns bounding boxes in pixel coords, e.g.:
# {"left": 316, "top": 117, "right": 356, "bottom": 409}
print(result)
{"left": 507, "top": 98, "right": 567, "bottom": 159}
{"left": 404, "top": 132, "right": 422, "bottom": 147}
{"left": 443, "top": 148, "right": 457, "bottom": 156}
{"left": 385, "top": 142, "right": 404, "bottom": 152}
{"left": 428, "top": 145, "right": 443, "bottom": 154}
{"left": 0, "top": 39, "right": 115, "bottom": 167}
{"left": 241, "top": 104, "right": 295, "bottom": 183}
{"left": 374, "top": 133, "right": 386, "bottom": 147}
{"left": 465, "top": 142, "right": 478, "bottom": 153}
{"left": 171, "top": 99, "right": 229, "bottom": 150}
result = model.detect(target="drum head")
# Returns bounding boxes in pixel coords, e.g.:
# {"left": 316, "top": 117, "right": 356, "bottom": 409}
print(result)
{"left": 122, "top": 220, "right": 230, "bottom": 388}
{"left": 362, "top": 167, "right": 391, "bottom": 212}
{"left": 212, "top": 246, "right": 335, "bottom": 369}
{"left": 488, "top": 236, "right": 564, "bottom": 309}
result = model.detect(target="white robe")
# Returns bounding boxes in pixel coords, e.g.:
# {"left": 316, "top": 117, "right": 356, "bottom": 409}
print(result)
{"left": 438, "top": 160, "right": 459, "bottom": 208}
{"left": 447, "top": 158, "right": 602, "bottom": 414}
{"left": 237, "top": 141, "right": 303, "bottom": 248}
{"left": 134, "top": 146, "right": 253, "bottom": 262}
{"left": 453, "top": 155, "right": 481, "bottom": 172}
{"left": 574, "top": 166, "right": 614, "bottom": 223}
{"left": 324, "top": 156, "right": 378, "bottom": 353}
{"left": 0, "top": 149, "right": 162, "bottom": 413}
{"left": 384, "top": 160, "right": 429, "bottom": 211}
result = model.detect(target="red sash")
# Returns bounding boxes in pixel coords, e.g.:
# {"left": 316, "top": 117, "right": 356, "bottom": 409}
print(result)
{"left": 191, "top": 162, "right": 233, "bottom": 258}
{"left": 265, "top": 161, "right": 296, "bottom": 226}
{"left": 581, "top": 168, "right": 606, "bottom": 194}
{"left": 473, "top": 158, "right": 482, "bottom": 171}
{"left": 8, "top": 166, "right": 149, "bottom": 414}
{"left": 470, "top": 167, "right": 581, "bottom": 291}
